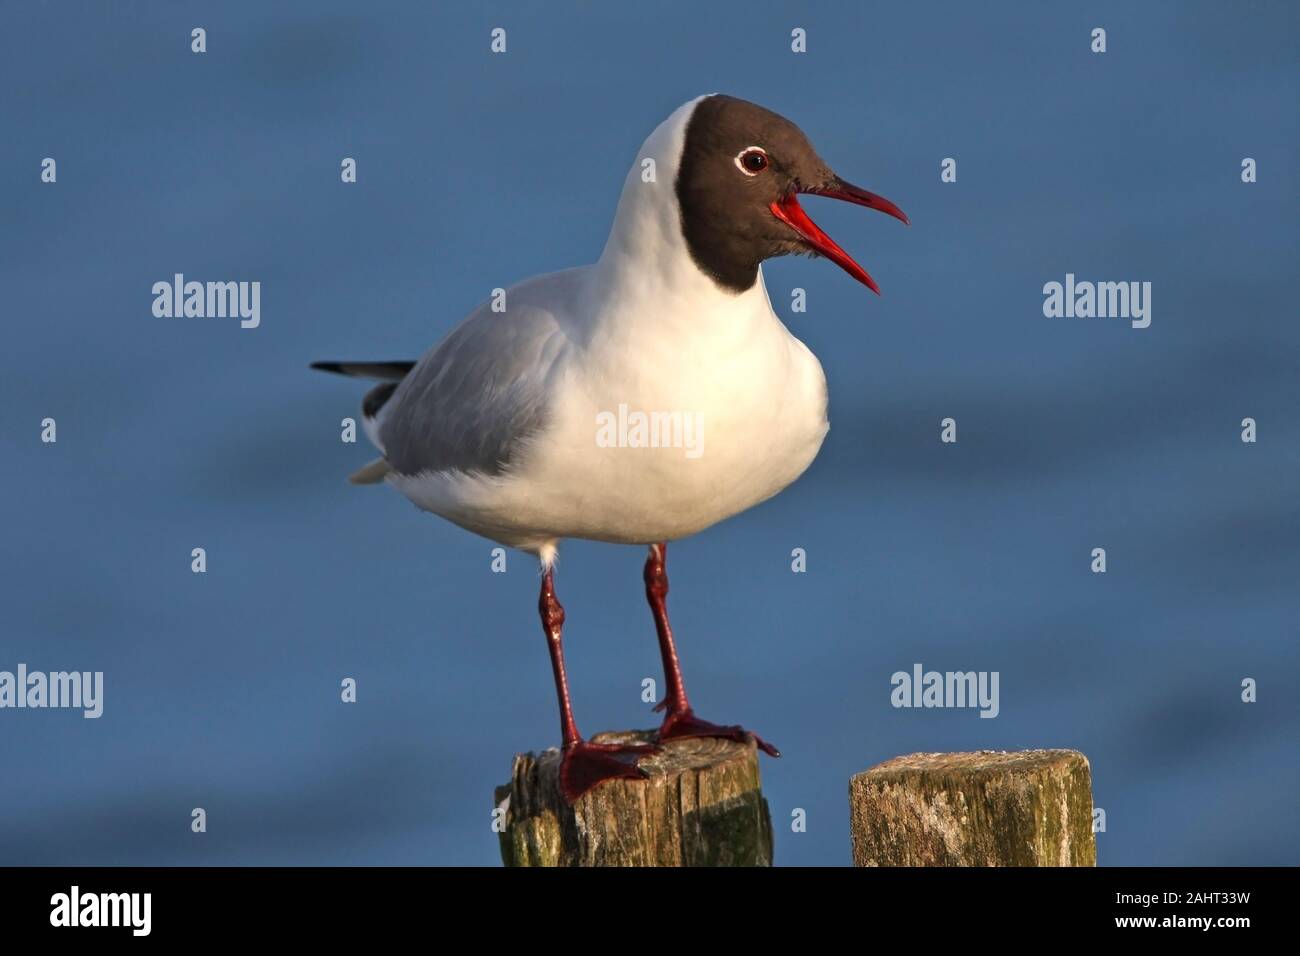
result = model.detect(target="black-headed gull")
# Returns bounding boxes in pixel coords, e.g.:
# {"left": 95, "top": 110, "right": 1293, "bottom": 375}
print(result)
{"left": 314, "top": 94, "right": 907, "bottom": 801}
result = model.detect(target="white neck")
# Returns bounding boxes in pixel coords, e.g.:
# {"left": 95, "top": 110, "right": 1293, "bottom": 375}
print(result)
{"left": 592, "top": 96, "right": 772, "bottom": 331}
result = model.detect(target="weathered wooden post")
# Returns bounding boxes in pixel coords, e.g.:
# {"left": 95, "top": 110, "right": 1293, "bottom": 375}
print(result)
{"left": 494, "top": 730, "right": 773, "bottom": 866}
{"left": 849, "top": 750, "right": 1096, "bottom": 866}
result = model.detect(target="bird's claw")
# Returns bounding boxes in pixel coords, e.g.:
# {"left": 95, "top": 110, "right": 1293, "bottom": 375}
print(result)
{"left": 655, "top": 709, "right": 781, "bottom": 758}
{"left": 557, "top": 738, "right": 658, "bottom": 803}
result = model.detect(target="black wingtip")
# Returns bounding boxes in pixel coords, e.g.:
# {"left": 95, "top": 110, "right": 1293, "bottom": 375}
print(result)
{"left": 310, "top": 361, "right": 416, "bottom": 380}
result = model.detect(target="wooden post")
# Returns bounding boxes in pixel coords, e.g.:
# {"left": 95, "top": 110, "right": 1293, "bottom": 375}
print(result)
{"left": 494, "top": 730, "right": 773, "bottom": 866}
{"left": 849, "top": 750, "right": 1096, "bottom": 867}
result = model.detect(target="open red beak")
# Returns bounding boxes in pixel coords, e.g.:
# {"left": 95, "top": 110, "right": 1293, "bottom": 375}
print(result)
{"left": 769, "top": 178, "right": 908, "bottom": 295}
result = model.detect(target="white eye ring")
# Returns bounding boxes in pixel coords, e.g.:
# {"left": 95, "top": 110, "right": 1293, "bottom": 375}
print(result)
{"left": 734, "top": 146, "right": 768, "bottom": 176}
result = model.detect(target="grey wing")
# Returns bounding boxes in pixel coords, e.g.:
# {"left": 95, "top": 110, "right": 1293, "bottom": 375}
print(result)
{"left": 379, "top": 303, "right": 568, "bottom": 478}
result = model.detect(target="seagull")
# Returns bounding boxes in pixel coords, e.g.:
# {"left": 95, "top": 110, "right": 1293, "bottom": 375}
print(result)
{"left": 313, "top": 94, "right": 907, "bottom": 802}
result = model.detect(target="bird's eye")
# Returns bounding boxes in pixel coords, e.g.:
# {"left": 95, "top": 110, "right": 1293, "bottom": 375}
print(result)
{"left": 735, "top": 147, "right": 769, "bottom": 175}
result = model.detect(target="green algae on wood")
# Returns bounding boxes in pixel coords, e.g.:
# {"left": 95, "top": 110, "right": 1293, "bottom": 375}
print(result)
{"left": 849, "top": 749, "right": 1096, "bottom": 867}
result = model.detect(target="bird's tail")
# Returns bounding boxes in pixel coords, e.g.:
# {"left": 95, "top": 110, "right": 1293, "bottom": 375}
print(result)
{"left": 311, "top": 360, "right": 416, "bottom": 484}
{"left": 346, "top": 458, "right": 391, "bottom": 485}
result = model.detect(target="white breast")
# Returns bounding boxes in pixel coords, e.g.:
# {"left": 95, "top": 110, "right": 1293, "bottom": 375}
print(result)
{"left": 537, "top": 269, "right": 827, "bottom": 542}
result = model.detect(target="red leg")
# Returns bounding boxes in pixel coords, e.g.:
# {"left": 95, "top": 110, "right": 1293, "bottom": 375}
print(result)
{"left": 644, "top": 543, "right": 780, "bottom": 757}
{"left": 538, "top": 567, "right": 655, "bottom": 802}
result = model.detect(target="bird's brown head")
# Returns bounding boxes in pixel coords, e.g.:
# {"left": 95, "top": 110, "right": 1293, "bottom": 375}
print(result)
{"left": 675, "top": 94, "right": 908, "bottom": 295}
